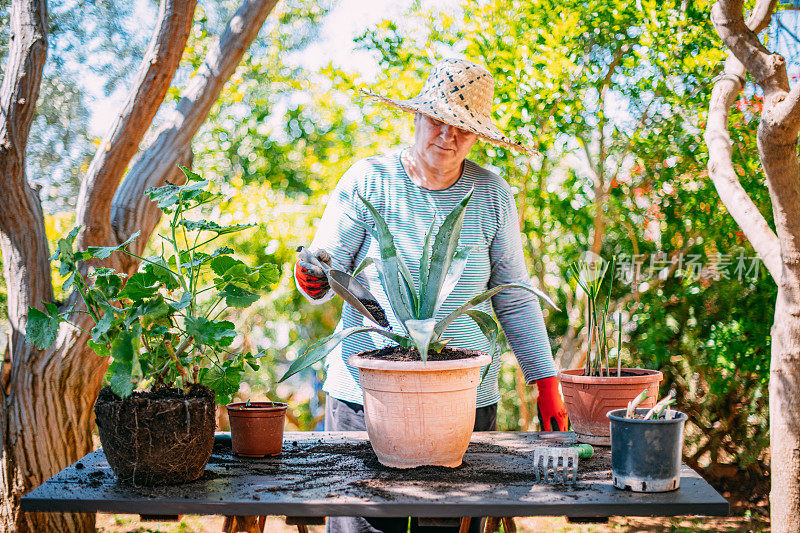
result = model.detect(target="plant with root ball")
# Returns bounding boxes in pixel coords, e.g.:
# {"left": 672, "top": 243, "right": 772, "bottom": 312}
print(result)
{"left": 279, "top": 189, "right": 558, "bottom": 382}
{"left": 25, "top": 167, "right": 279, "bottom": 404}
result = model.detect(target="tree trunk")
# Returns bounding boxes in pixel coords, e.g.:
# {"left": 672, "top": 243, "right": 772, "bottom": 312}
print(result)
{"left": 0, "top": 0, "right": 279, "bottom": 530}
{"left": 706, "top": 0, "right": 800, "bottom": 528}
{"left": 760, "top": 138, "right": 800, "bottom": 532}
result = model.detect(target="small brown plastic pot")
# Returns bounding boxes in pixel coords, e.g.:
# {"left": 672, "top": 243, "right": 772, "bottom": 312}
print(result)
{"left": 225, "top": 402, "right": 288, "bottom": 457}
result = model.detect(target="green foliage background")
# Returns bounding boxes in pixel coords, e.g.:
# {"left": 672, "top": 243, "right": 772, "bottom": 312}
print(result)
{"left": 0, "top": 0, "right": 775, "bottom": 508}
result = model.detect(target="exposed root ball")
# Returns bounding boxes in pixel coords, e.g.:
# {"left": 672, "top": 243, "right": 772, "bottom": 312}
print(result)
{"left": 94, "top": 384, "right": 215, "bottom": 486}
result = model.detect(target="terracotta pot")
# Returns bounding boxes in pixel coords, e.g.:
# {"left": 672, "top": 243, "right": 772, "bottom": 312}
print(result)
{"left": 349, "top": 352, "right": 492, "bottom": 469}
{"left": 558, "top": 368, "right": 663, "bottom": 446}
{"left": 226, "top": 402, "right": 288, "bottom": 457}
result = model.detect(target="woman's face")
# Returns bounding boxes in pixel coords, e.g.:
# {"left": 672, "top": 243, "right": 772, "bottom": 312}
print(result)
{"left": 413, "top": 113, "right": 478, "bottom": 169}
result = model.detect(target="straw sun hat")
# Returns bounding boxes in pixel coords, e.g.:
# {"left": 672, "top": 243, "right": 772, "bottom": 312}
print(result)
{"left": 363, "top": 58, "right": 532, "bottom": 154}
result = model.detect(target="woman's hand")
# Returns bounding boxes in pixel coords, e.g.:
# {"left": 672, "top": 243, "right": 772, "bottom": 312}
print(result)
{"left": 295, "top": 247, "right": 332, "bottom": 299}
{"left": 535, "top": 376, "right": 569, "bottom": 431}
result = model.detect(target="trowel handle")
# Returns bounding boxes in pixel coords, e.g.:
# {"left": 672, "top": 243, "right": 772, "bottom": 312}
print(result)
{"left": 297, "top": 246, "right": 331, "bottom": 274}
{"left": 575, "top": 443, "right": 594, "bottom": 459}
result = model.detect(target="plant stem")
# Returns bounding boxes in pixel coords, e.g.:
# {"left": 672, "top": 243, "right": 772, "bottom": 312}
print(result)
{"left": 164, "top": 341, "right": 189, "bottom": 381}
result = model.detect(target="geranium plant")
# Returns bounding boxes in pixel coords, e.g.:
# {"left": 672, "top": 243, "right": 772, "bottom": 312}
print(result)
{"left": 25, "top": 167, "right": 279, "bottom": 404}
{"left": 279, "top": 189, "right": 558, "bottom": 382}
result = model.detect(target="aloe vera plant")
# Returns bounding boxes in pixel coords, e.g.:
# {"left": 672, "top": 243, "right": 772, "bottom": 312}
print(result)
{"left": 279, "top": 189, "right": 558, "bottom": 382}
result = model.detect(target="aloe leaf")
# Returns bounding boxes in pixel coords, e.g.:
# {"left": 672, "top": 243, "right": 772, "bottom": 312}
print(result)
{"left": 418, "top": 219, "right": 436, "bottom": 314}
{"left": 419, "top": 189, "right": 473, "bottom": 319}
{"left": 350, "top": 198, "right": 415, "bottom": 326}
{"left": 434, "top": 246, "right": 474, "bottom": 315}
{"left": 352, "top": 257, "right": 374, "bottom": 277}
{"left": 404, "top": 318, "right": 436, "bottom": 362}
{"left": 397, "top": 255, "right": 419, "bottom": 318}
{"left": 465, "top": 309, "right": 498, "bottom": 382}
{"left": 278, "top": 326, "right": 409, "bottom": 382}
{"left": 434, "top": 282, "right": 560, "bottom": 338}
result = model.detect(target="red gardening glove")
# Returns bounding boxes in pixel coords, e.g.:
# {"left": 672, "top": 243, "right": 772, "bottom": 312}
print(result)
{"left": 295, "top": 247, "right": 331, "bottom": 299}
{"left": 535, "top": 376, "right": 569, "bottom": 431}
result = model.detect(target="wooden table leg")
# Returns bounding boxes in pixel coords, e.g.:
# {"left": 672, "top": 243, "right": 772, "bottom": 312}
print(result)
{"left": 222, "top": 515, "right": 265, "bottom": 533}
{"left": 501, "top": 517, "right": 517, "bottom": 532}
{"left": 484, "top": 517, "right": 500, "bottom": 532}
{"left": 459, "top": 517, "right": 471, "bottom": 533}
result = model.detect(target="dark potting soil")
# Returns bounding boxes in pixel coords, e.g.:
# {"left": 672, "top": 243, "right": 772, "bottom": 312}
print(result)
{"left": 358, "top": 345, "right": 486, "bottom": 362}
{"left": 205, "top": 438, "right": 611, "bottom": 500}
{"left": 94, "top": 384, "right": 216, "bottom": 486}
{"left": 360, "top": 299, "right": 389, "bottom": 327}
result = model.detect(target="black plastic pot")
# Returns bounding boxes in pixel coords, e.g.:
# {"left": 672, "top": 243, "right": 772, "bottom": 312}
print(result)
{"left": 607, "top": 408, "right": 687, "bottom": 493}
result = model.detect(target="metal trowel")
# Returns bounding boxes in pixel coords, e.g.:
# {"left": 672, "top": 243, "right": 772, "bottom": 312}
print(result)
{"left": 298, "top": 246, "right": 389, "bottom": 328}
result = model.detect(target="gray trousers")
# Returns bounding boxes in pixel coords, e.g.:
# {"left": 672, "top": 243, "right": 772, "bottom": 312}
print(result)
{"left": 324, "top": 394, "right": 497, "bottom": 533}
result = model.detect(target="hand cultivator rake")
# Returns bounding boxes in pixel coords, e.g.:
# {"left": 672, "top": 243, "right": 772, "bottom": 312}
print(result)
{"left": 533, "top": 444, "right": 594, "bottom": 484}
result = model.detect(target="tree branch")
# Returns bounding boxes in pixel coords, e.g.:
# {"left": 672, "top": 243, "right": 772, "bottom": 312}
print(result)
{"left": 0, "top": 0, "right": 51, "bottom": 366}
{"left": 712, "top": 0, "right": 787, "bottom": 95}
{"left": 75, "top": 0, "right": 197, "bottom": 249}
{"left": 110, "top": 0, "right": 279, "bottom": 245}
{"left": 704, "top": 54, "right": 781, "bottom": 280}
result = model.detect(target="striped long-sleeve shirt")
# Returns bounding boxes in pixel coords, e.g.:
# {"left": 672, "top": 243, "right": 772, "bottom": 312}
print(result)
{"left": 305, "top": 149, "right": 556, "bottom": 408}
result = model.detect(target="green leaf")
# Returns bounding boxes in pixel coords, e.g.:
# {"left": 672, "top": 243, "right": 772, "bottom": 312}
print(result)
{"left": 179, "top": 165, "right": 204, "bottom": 182}
{"left": 25, "top": 307, "right": 60, "bottom": 349}
{"left": 210, "top": 256, "right": 246, "bottom": 277}
{"left": 61, "top": 271, "right": 76, "bottom": 292}
{"left": 87, "top": 339, "right": 110, "bottom": 358}
{"left": 199, "top": 364, "right": 242, "bottom": 406}
{"left": 94, "top": 272, "right": 123, "bottom": 299}
{"left": 404, "top": 318, "right": 436, "bottom": 362}
{"left": 144, "top": 257, "right": 181, "bottom": 290}
{"left": 434, "top": 282, "right": 560, "bottom": 338}
{"left": 180, "top": 219, "right": 255, "bottom": 235}
{"left": 278, "top": 326, "right": 409, "bottom": 382}
{"left": 110, "top": 331, "right": 135, "bottom": 364}
{"left": 185, "top": 317, "right": 236, "bottom": 347}
{"left": 168, "top": 291, "right": 192, "bottom": 311}
{"left": 464, "top": 310, "right": 498, "bottom": 382}
{"left": 352, "top": 257, "right": 374, "bottom": 277}
{"left": 118, "top": 272, "right": 160, "bottom": 301}
{"left": 419, "top": 189, "right": 473, "bottom": 319}
{"left": 434, "top": 246, "right": 474, "bottom": 314}
{"left": 418, "top": 218, "right": 436, "bottom": 314}
{"left": 249, "top": 263, "right": 280, "bottom": 289}
{"left": 108, "top": 361, "right": 134, "bottom": 398}
{"left": 218, "top": 283, "right": 259, "bottom": 308}
{"left": 351, "top": 196, "right": 414, "bottom": 326}
{"left": 82, "top": 231, "right": 140, "bottom": 260}
{"left": 91, "top": 309, "right": 116, "bottom": 341}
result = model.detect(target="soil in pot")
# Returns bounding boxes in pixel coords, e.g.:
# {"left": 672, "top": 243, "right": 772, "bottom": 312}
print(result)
{"left": 226, "top": 402, "right": 288, "bottom": 457}
{"left": 558, "top": 368, "right": 663, "bottom": 446}
{"left": 349, "top": 346, "right": 491, "bottom": 469}
{"left": 94, "top": 384, "right": 215, "bottom": 486}
{"left": 358, "top": 345, "right": 487, "bottom": 362}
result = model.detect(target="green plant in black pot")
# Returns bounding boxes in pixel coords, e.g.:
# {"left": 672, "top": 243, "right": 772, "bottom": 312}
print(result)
{"left": 25, "top": 167, "right": 279, "bottom": 485}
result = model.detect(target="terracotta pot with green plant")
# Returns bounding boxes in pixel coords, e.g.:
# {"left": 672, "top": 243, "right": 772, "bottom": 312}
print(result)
{"left": 558, "top": 256, "right": 662, "bottom": 446}
{"left": 25, "top": 167, "right": 278, "bottom": 485}
{"left": 279, "top": 190, "right": 558, "bottom": 468}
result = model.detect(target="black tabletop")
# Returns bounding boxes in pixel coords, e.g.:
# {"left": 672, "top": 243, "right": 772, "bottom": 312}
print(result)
{"left": 22, "top": 431, "right": 728, "bottom": 518}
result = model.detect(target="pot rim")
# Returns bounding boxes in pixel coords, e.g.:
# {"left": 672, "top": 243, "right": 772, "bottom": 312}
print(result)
{"left": 349, "top": 352, "right": 491, "bottom": 371}
{"left": 226, "top": 401, "right": 288, "bottom": 412}
{"left": 558, "top": 368, "right": 662, "bottom": 385}
{"left": 607, "top": 407, "right": 687, "bottom": 423}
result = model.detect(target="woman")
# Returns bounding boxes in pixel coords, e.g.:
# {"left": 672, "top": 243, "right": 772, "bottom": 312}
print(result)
{"left": 295, "top": 58, "right": 567, "bottom": 533}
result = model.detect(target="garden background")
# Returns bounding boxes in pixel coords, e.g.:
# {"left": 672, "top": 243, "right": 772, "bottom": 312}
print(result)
{"left": 0, "top": 0, "right": 777, "bottom": 528}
